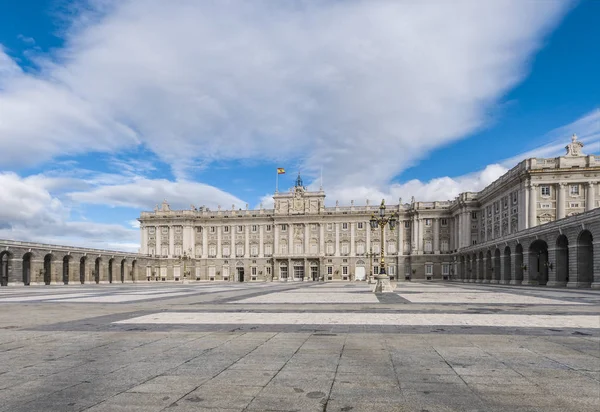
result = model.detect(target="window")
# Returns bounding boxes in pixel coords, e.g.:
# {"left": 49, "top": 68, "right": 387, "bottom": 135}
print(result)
{"left": 541, "top": 186, "right": 551, "bottom": 196}
{"left": 237, "top": 225, "right": 244, "bottom": 233}
{"left": 266, "top": 267, "right": 271, "bottom": 276}
{"left": 442, "top": 264, "right": 449, "bottom": 275}
{"left": 252, "top": 225, "right": 258, "bottom": 232}
{"left": 425, "top": 219, "right": 432, "bottom": 226}
{"left": 357, "top": 222, "right": 364, "bottom": 229}
{"left": 161, "top": 246, "right": 168, "bottom": 256}
{"left": 373, "top": 266, "right": 379, "bottom": 275}
{"left": 326, "top": 242, "right": 334, "bottom": 255}
{"left": 404, "top": 221, "right": 410, "bottom": 228}
{"left": 264, "top": 244, "right": 272, "bottom": 256}
{"left": 250, "top": 244, "right": 258, "bottom": 256}
{"left": 471, "top": 212, "right": 477, "bottom": 220}
{"left": 388, "top": 266, "right": 396, "bottom": 276}
{"left": 222, "top": 246, "right": 230, "bottom": 257}
{"left": 210, "top": 226, "right": 216, "bottom": 233}
{"left": 570, "top": 202, "right": 580, "bottom": 208}
{"left": 295, "top": 243, "right": 303, "bottom": 254}
{"left": 280, "top": 243, "right": 288, "bottom": 254}
{"left": 494, "top": 202, "right": 499, "bottom": 213}
{"left": 281, "top": 224, "right": 287, "bottom": 232}
{"left": 327, "top": 223, "right": 333, "bottom": 231}
{"left": 541, "top": 203, "right": 551, "bottom": 209}
{"left": 388, "top": 242, "right": 396, "bottom": 254}
{"left": 512, "top": 192, "right": 518, "bottom": 204}
{"left": 265, "top": 225, "right": 272, "bottom": 232}
{"left": 425, "top": 264, "right": 433, "bottom": 275}
{"left": 503, "top": 197, "right": 508, "bottom": 208}
{"left": 356, "top": 243, "right": 365, "bottom": 255}
{"left": 424, "top": 240, "right": 432, "bottom": 252}
{"left": 341, "top": 243, "right": 349, "bottom": 255}
{"left": 472, "top": 240, "right": 477, "bottom": 245}
{"left": 209, "top": 245, "right": 216, "bottom": 256}
{"left": 441, "top": 239, "right": 449, "bottom": 252}
{"left": 570, "top": 184, "right": 579, "bottom": 195}
{"left": 327, "top": 266, "right": 333, "bottom": 275}
{"left": 342, "top": 223, "right": 348, "bottom": 230}
{"left": 310, "top": 243, "right": 318, "bottom": 254}
{"left": 440, "top": 218, "right": 447, "bottom": 226}
{"left": 342, "top": 266, "right": 348, "bottom": 275}
{"left": 223, "top": 226, "right": 229, "bottom": 233}
{"left": 175, "top": 246, "right": 182, "bottom": 256}
{"left": 251, "top": 267, "right": 257, "bottom": 276}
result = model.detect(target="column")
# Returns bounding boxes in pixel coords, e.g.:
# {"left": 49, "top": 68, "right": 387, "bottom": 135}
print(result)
{"left": 557, "top": 183, "right": 566, "bottom": 219}
{"left": 288, "top": 224, "right": 293, "bottom": 255}
{"left": 528, "top": 184, "right": 537, "bottom": 228}
{"left": 202, "top": 226, "right": 208, "bottom": 258}
{"left": 398, "top": 219, "right": 404, "bottom": 256}
{"left": 335, "top": 223, "right": 340, "bottom": 256}
{"left": 319, "top": 224, "right": 325, "bottom": 255}
{"left": 522, "top": 250, "right": 537, "bottom": 285}
{"left": 411, "top": 216, "right": 417, "bottom": 251}
{"left": 244, "top": 224, "right": 250, "bottom": 258}
{"left": 365, "top": 222, "right": 370, "bottom": 254}
{"left": 304, "top": 224, "right": 309, "bottom": 256}
{"left": 274, "top": 224, "right": 279, "bottom": 255}
{"left": 350, "top": 222, "right": 355, "bottom": 256}
{"left": 156, "top": 227, "right": 162, "bottom": 257}
{"left": 259, "top": 225, "right": 264, "bottom": 257}
{"left": 591, "top": 240, "right": 600, "bottom": 289}
{"left": 585, "top": 182, "right": 596, "bottom": 211}
{"left": 141, "top": 227, "right": 147, "bottom": 254}
{"left": 433, "top": 218, "right": 439, "bottom": 253}
{"left": 546, "top": 247, "right": 560, "bottom": 287}
{"left": 499, "top": 254, "right": 506, "bottom": 284}
{"left": 418, "top": 219, "right": 424, "bottom": 253}
{"left": 464, "top": 212, "right": 471, "bottom": 247}
{"left": 216, "top": 226, "right": 222, "bottom": 258}
{"left": 168, "top": 226, "right": 175, "bottom": 257}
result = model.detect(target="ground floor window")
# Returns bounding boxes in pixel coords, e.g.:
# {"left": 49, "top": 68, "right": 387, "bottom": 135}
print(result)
{"left": 294, "top": 265, "right": 304, "bottom": 279}
{"left": 280, "top": 266, "right": 288, "bottom": 279}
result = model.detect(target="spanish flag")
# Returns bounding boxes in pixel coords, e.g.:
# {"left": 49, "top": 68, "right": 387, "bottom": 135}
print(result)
{"left": 277, "top": 168, "right": 286, "bottom": 174}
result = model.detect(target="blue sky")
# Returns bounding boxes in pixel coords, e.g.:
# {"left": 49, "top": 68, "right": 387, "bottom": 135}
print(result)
{"left": 0, "top": 0, "right": 598, "bottom": 251}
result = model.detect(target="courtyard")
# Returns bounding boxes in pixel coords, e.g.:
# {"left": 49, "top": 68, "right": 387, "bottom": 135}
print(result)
{"left": 0, "top": 281, "right": 598, "bottom": 411}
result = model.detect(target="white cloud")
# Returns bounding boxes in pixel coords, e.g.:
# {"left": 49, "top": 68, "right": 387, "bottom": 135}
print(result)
{"left": 0, "top": 0, "right": 570, "bottom": 186}
{"left": 68, "top": 177, "right": 246, "bottom": 211}
{"left": 501, "top": 108, "right": 600, "bottom": 167}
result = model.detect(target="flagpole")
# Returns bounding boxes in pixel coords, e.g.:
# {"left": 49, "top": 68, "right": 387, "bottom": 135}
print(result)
{"left": 276, "top": 170, "right": 279, "bottom": 193}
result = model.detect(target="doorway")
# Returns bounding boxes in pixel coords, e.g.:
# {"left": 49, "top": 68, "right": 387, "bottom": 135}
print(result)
{"left": 237, "top": 267, "right": 244, "bottom": 282}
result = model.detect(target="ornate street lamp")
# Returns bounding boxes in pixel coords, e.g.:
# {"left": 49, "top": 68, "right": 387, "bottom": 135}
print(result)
{"left": 369, "top": 199, "right": 398, "bottom": 293}
{"left": 179, "top": 248, "right": 192, "bottom": 283}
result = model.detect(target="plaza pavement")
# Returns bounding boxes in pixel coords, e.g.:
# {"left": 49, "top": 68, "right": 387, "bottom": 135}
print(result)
{"left": 0, "top": 281, "right": 598, "bottom": 412}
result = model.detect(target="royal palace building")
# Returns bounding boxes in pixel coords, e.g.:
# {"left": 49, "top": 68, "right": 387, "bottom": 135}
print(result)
{"left": 138, "top": 135, "right": 600, "bottom": 285}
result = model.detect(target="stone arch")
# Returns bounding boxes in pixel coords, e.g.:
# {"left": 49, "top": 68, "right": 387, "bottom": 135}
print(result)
{"left": 493, "top": 248, "right": 501, "bottom": 282}
{"left": 485, "top": 250, "right": 492, "bottom": 282}
{"left": 94, "top": 257, "right": 101, "bottom": 284}
{"left": 108, "top": 258, "right": 115, "bottom": 283}
{"left": 529, "top": 240, "right": 549, "bottom": 286}
{"left": 477, "top": 251, "right": 484, "bottom": 282}
{"left": 120, "top": 259, "right": 127, "bottom": 283}
{"left": 79, "top": 256, "right": 86, "bottom": 284}
{"left": 22, "top": 252, "right": 33, "bottom": 285}
{"left": 514, "top": 244, "right": 524, "bottom": 284}
{"left": 470, "top": 254, "right": 476, "bottom": 281}
{"left": 0, "top": 250, "right": 12, "bottom": 286}
{"left": 62, "top": 255, "right": 72, "bottom": 285}
{"left": 576, "top": 230, "right": 593, "bottom": 287}
{"left": 503, "top": 246, "right": 511, "bottom": 284}
{"left": 555, "top": 235, "right": 569, "bottom": 286}
{"left": 43, "top": 253, "right": 53, "bottom": 285}
{"left": 131, "top": 260, "right": 137, "bottom": 282}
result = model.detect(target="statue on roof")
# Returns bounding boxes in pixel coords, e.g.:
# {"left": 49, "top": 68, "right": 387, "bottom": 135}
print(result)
{"left": 565, "top": 133, "right": 584, "bottom": 157}
{"left": 295, "top": 172, "right": 304, "bottom": 188}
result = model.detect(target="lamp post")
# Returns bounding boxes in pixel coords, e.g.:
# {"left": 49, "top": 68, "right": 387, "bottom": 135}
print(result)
{"left": 179, "top": 248, "right": 192, "bottom": 283}
{"left": 369, "top": 199, "right": 398, "bottom": 293}
{"left": 366, "top": 246, "right": 377, "bottom": 284}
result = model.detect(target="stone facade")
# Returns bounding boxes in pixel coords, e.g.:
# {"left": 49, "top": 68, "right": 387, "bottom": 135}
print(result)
{"left": 0, "top": 239, "right": 150, "bottom": 286}
{"left": 138, "top": 135, "right": 599, "bottom": 285}
{"left": 0, "top": 135, "right": 598, "bottom": 288}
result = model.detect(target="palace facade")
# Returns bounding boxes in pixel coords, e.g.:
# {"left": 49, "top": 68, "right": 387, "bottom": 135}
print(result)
{"left": 138, "top": 135, "right": 600, "bottom": 284}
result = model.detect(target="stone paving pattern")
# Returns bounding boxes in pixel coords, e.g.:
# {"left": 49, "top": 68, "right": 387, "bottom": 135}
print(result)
{"left": 0, "top": 281, "right": 599, "bottom": 411}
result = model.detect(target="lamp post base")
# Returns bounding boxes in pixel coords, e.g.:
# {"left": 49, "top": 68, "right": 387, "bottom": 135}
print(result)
{"left": 373, "top": 274, "right": 395, "bottom": 293}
